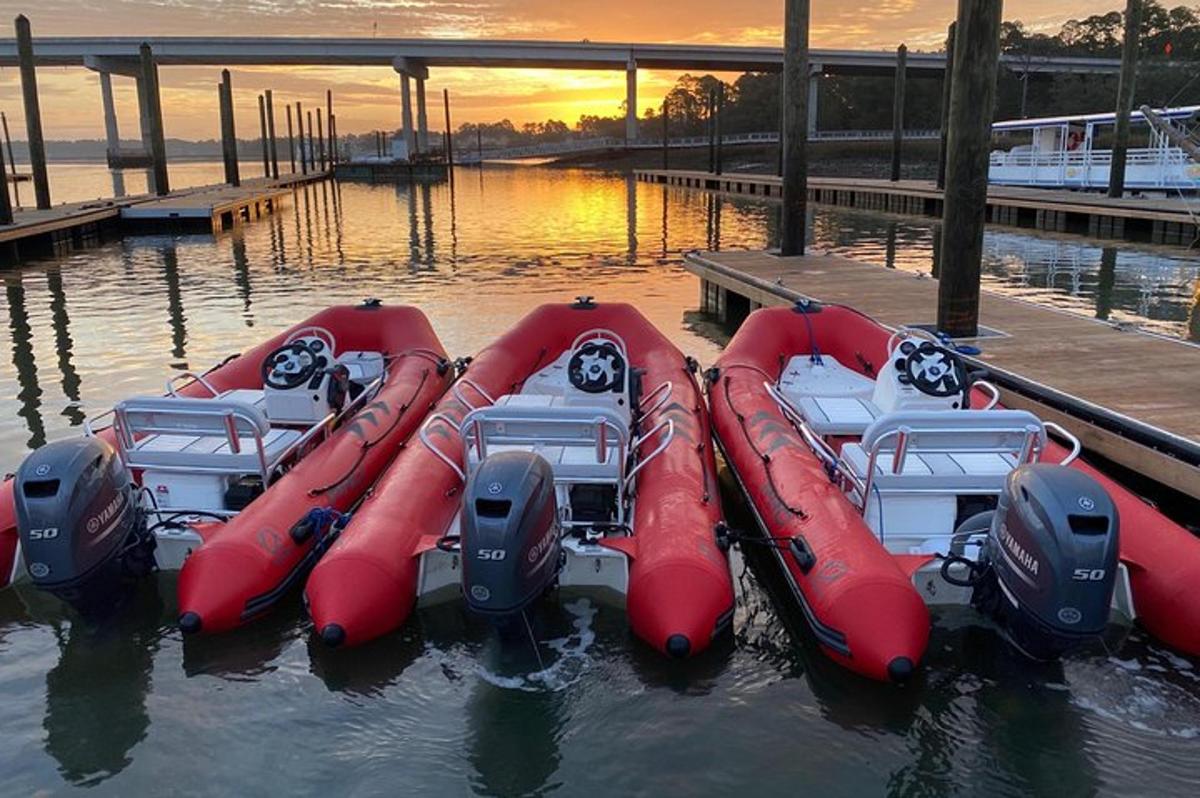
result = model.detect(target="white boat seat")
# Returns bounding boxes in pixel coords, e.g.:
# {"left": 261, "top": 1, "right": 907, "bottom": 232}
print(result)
{"left": 779, "top": 354, "right": 876, "bottom": 400}
{"left": 461, "top": 399, "right": 627, "bottom": 484}
{"left": 115, "top": 395, "right": 302, "bottom": 475}
{"left": 795, "top": 395, "right": 883, "bottom": 437}
{"left": 840, "top": 409, "right": 1046, "bottom": 494}
{"left": 216, "top": 388, "right": 266, "bottom": 414}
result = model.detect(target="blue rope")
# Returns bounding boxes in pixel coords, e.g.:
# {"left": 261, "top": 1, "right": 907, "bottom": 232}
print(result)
{"left": 794, "top": 300, "right": 824, "bottom": 365}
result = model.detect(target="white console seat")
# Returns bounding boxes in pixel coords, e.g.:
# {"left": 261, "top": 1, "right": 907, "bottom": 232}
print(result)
{"left": 778, "top": 355, "right": 882, "bottom": 436}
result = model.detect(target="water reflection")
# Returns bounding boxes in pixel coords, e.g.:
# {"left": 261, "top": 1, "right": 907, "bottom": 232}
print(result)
{"left": 46, "top": 268, "right": 84, "bottom": 426}
{"left": 5, "top": 273, "right": 44, "bottom": 448}
{"left": 159, "top": 244, "right": 188, "bottom": 365}
{"left": 231, "top": 234, "right": 254, "bottom": 325}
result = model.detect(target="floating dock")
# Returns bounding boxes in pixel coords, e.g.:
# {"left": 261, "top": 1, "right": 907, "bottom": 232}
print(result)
{"left": 637, "top": 170, "right": 1200, "bottom": 246}
{"left": 686, "top": 249, "right": 1200, "bottom": 500}
{"left": 0, "top": 172, "right": 330, "bottom": 260}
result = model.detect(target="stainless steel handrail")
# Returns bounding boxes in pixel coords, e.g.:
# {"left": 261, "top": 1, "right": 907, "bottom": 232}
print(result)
{"left": 1044, "top": 421, "right": 1083, "bottom": 466}
{"left": 570, "top": 328, "right": 629, "bottom": 358}
{"left": 974, "top": 380, "right": 1001, "bottom": 410}
{"left": 638, "top": 380, "right": 672, "bottom": 419}
{"left": 167, "top": 371, "right": 220, "bottom": 398}
{"left": 624, "top": 417, "right": 674, "bottom": 489}
{"left": 285, "top": 325, "right": 337, "bottom": 355}
{"left": 452, "top": 378, "right": 496, "bottom": 411}
{"left": 418, "top": 413, "right": 466, "bottom": 482}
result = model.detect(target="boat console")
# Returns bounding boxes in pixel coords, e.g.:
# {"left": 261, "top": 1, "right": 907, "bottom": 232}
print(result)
{"left": 85, "top": 324, "right": 386, "bottom": 569}
{"left": 417, "top": 328, "right": 675, "bottom": 615}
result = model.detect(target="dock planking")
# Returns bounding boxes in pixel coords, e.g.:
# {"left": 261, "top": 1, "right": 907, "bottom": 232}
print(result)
{"left": 638, "top": 169, "right": 1200, "bottom": 246}
{"left": 686, "top": 249, "right": 1200, "bottom": 499}
{"left": 0, "top": 172, "right": 330, "bottom": 259}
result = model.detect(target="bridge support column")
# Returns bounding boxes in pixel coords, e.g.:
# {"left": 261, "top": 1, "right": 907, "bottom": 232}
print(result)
{"left": 416, "top": 78, "right": 429, "bottom": 154}
{"left": 626, "top": 60, "right": 638, "bottom": 142}
{"left": 99, "top": 72, "right": 121, "bottom": 166}
{"left": 400, "top": 73, "right": 416, "bottom": 159}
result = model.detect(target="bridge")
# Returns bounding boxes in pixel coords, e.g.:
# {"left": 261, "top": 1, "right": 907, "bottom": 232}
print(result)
{"left": 454, "top": 129, "right": 942, "bottom": 164}
{"left": 0, "top": 35, "right": 1122, "bottom": 155}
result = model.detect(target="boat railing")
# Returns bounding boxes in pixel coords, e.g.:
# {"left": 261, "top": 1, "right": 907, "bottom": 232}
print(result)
{"left": 624, "top": 416, "right": 674, "bottom": 490}
{"left": 452, "top": 378, "right": 497, "bottom": 411}
{"left": 638, "top": 380, "right": 673, "bottom": 419}
{"left": 418, "top": 412, "right": 467, "bottom": 481}
{"left": 974, "top": 380, "right": 1001, "bottom": 410}
{"left": 764, "top": 381, "right": 859, "bottom": 491}
{"left": 570, "top": 328, "right": 630, "bottom": 358}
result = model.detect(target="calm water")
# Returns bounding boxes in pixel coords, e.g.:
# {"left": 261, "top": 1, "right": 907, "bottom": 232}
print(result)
{"left": 1, "top": 164, "right": 1198, "bottom": 796}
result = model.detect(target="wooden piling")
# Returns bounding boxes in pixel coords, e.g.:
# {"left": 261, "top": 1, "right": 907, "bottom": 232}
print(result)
{"left": 265, "top": 90, "right": 279, "bottom": 179}
{"left": 936, "top": 23, "right": 956, "bottom": 190}
{"left": 329, "top": 113, "right": 338, "bottom": 165}
{"left": 443, "top": 88, "right": 455, "bottom": 185}
{"left": 297, "top": 102, "right": 308, "bottom": 174}
{"left": 15, "top": 15, "right": 49, "bottom": 209}
{"left": 0, "top": 128, "right": 12, "bottom": 225}
{"left": 219, "top": 71, "right": 240, "bottom": 186}
{"left": 1109, "top": 0, "right": 1143, "bottom": 198}
{"left": 306, "top": 111, "right": 315, "bottom": 174}
{"left": 706, "top": 90, "right": 716, "bottom": 173}
{"left": 139, "top": 43, "right": 170, "bottom": 196}
{"left": 316, "top": 108, "right": 326, "bottom": 171}
{"left": 891, "top": 43, "right": 907, "bottom": 182}
{"left": 1, "top": 111, "right": 19, "bottom": 208}
{"left": 937, "top": 0, "right": 1003, "bottom": 337}
{"left": 715, "top": 83, "right": 725, "bottom": 176}
{"left": 286, "top": 103, "right": 296, "bottom": 173}
{"left": 661, "top": 98, "right": 669, "bottom": 171}
{"left": 257, "top": 94, "right": 270, "bottom": 177}
{"left": 780, "top": 0, "right": 811, "bottom": 256}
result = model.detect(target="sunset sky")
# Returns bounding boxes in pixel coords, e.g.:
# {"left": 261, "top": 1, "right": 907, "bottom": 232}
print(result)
{"left": 0, "top": 0, "right": 1117, "bottom": 141}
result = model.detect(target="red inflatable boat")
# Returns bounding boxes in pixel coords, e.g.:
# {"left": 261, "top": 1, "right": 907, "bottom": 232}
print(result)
{"left": 712, "top": 303, "right": 1200, "bottom": 682}
{"left": 1, "top": 302, "right": 451, "bottom": 631}
{"left": 306, "top": 299, "right": 734, "bottom": 657}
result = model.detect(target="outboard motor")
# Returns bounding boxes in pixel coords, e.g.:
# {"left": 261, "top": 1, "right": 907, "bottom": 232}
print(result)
{"left": 460, "top": 451, "right": 561, "bottom": 621}
{"left": 14, "top": 438, "right": 155, "bottom": 616}
{"left": 971, "top": 464, "right": 1120, "bottom": 660}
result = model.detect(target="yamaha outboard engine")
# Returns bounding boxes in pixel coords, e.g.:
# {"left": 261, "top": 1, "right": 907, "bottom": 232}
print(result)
{"left": 972, "top": 464, "right": 1119, "bottom": 660}
{"left": 461, "top": 451, "right": 561, "bottom": 620}
{"left": 14, "top": 438, "right": 155, "bottom": 616}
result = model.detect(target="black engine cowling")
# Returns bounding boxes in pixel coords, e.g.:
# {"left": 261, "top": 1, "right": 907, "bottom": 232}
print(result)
{"left": 972, "top": 463, "right": 1120, "bottom": 660}
{"left": 14, "top": 438, "right": 154, "bottom": 616}
{"left": 460, "top": 451, "right": 561, "bottom": 619}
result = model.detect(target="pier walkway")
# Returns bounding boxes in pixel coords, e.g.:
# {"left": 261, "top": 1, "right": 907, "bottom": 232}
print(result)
{"left": 0, "top": 171, "right": 329, "bottom": 259}
{"left": 638, "top": 170, "right": 1200, "bottom": 247}
{"left": 686, "top": 249, "right": 1200, "bottom": 499}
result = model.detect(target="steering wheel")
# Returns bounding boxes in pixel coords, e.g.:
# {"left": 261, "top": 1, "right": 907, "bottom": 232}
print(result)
{"left": 568, "top": 340, "right": 626, "bottom": 394}
{"left": 285, "top": 325, "right": 337, "bottom": 357}
{"left": 262, "top": 342, "right": 319, "bottom": 390}
{"left": 903, "top": 341, "right": 969, "bottom": 399}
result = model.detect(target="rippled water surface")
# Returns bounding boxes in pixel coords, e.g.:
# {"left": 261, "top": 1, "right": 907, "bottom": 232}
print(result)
{"left": 1, "top": 163, "right": 1198, "bottom": 796}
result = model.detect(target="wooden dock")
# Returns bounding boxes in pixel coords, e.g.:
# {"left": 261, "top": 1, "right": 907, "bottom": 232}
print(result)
{"left": 637, "top": 170, "right": 1200, "bottom": 247}
{"left": 686, "top": 249, "right": 1200, "bottom": 499}
{"left": 0, "top": 172, "right": 330, "bottom": 259}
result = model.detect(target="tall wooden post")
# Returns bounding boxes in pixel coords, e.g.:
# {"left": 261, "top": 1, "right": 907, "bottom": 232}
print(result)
{"left": 15, "top": 15, "right": 49, "bottom": 208}
{"left": 265, "top": 90, "right": 279, "bottom": 179}
{"left": 936, "top": 23, "right": 956, "bottom": 190}
{"left": 780, "top": 0, "right": 811, "bottom": 256}
{"left": 257, "top": 94, "right": 270, "bottom": 177}
{"left": 286, "top": 104, "right": 296, "bottom": 173}
{"left": 706, "top": 91, "right": 716, "bottom": 173}
{"left": 306, "top": 111, "right": 315, "bottom": 173}
{"left": 219, "top": 71, "right": 239, "bottom": 186}
{"left": 139, "top": 43, "right": 169, "bottom": 196}
{"left": 316, "top": 108, "right": 326, "bottom": 171}
{"left": 297, "top": 102, "right": 308, "bottom": 174}
{"left": 443, "top": 88, "right": 455, "bottom": 185}
{"left": 891, "top": 44, "right": 908, "bottom": 182}
{"left": 714, "top": 83, "right": 725, "bottom": 176}
{"left": 1109, "top": 0, "right": 1143, "bottom": 198}
{"left": 0, "top": 130, "right": 12, "bottom": 225}
{"left": 329, "top": 114, "right": 338, "bottom": 166}
{"left": 661, "top": 99, "right": 669, "bottom": 171}
{"left": 937, "top": 0, "right": 1003, "bottom": 338}
{"left": 2, "top": 111, "right": 21, "bottom": 208}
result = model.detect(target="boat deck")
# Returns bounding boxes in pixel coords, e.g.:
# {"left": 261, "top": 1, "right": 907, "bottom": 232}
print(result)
{"left": 637, "top": 170, "right": 1200, "bottom": 246}
{"left": 686, "top": 249, "right": 1200, "bottom": 498}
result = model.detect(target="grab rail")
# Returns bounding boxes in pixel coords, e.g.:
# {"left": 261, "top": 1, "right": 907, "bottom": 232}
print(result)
{"left": 624, "top": 417, "right": 674, "bottom": 489}
{"left": 418, "top": 413, "right": 466, "bottom": 482}
{"left": 452, "top": 378, "right": 496, "bottom": 411}
{"left": 974, "top": 380, "right": 1001, "bottom": 410}
{"left": 570, "top": 328, "right": 629, "bottom": 358}
{"left": 114, "top": 403, "right": 273, "bottom": 484}
{"left": 1044, "top": 421, "right": 1082, "bottom": 466}
{"left": 886, "top": 326, "right": 942, "bottom": 356}
{"left": 638, "top": 380, "right": 672, "bottom": 419}
{"left": 166, "top": 371, "right": 220, "bottom": 398}
{"left": 285, "top": 325, "right": 337, "bottom": 356}
{"left": 765, "top": 381, "right": 854, "bottom": 485}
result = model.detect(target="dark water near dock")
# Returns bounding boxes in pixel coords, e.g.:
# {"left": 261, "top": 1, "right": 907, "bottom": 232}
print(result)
{"left": 0, "top": 164, "right": 1198, "bottom": 795}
